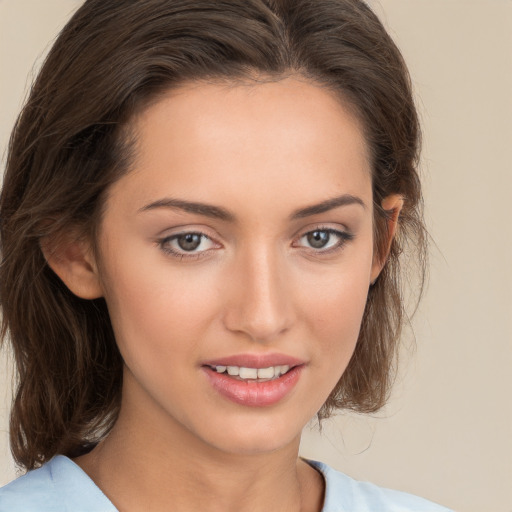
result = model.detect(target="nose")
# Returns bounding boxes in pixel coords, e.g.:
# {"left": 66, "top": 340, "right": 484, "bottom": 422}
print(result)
{"left": 222, "top": 244, "right": 295, "bottom": 343}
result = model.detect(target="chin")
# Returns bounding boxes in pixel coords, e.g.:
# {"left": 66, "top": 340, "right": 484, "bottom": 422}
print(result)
{"left": 192, "top": 410, "right": 308, "bottom": 458}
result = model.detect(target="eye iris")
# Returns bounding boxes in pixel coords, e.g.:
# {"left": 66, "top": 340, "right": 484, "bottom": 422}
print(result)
{"left": 177, "top": 233, "right": 202, "bottom": 251}
{"left": 307, "top": 230, "right": 330, "bottom": 249}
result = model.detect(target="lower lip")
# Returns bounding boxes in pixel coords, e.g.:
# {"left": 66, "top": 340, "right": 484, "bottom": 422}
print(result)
{"left": 203, "top": 365, "right": 303, "bottom": 407}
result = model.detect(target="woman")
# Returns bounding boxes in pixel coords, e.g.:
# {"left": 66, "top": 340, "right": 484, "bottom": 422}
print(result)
{"left": 0, "top": 1, "right": 451, "bottom": 510}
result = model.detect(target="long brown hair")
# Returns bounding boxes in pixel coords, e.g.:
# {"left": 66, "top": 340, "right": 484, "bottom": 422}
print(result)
{"left": 0, "top": 0, "right": 424, "bottom": 470}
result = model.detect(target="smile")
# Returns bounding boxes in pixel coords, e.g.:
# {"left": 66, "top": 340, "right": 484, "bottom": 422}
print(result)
{"left": 209, "top": 365, "right": 291, "bottom": 381}
{"left": 202, "top": 358, "right": 304, "bottom": 407}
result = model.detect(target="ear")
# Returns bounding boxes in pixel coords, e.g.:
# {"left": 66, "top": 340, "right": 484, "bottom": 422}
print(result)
{"left": 40, "top": 232, "right": 103, "bottom": 299}
{"left": 370, "top": 194, "right": 404, "bottom": 284}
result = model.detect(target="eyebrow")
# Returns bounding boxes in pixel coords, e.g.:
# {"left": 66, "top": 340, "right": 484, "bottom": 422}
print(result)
{"left": 139, "top": 194, "right": 365, "bottom": 222}
{"left": 139, "top": 198, "right": 235, "bottom": 221}
{"left": 290, "top": 194, "right": 366, "bottom": 219}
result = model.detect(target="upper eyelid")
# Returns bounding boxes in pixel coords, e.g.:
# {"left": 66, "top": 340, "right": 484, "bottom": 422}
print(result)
{"left": 295, "top": 227, "right": 352, "bottom": 243}
{"left": 162, "top": 230, "right": 211, "bottom": 239}
{"left": 300, "top": 225, "right": 349, "bottom": 234}
{"left": 155, "top": 223, "right": 217, "bottom": 237}
{"left": 156, "top": 224, "right": 352, "bottom": 244}
{"left": 157, "top": 225, "right": 225, "bottom": 246}
{"left": 294, "top": 224, "right": 352, "bottom": 239}
{"left": 156, "top": 225, "right": 351, "bottom": 239}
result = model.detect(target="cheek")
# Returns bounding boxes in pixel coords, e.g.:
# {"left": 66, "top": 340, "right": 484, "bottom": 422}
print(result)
{"left": 295, "top": 255, "right": 372, "bottom": 367}
{"left": 99, "top": 251, "right": 220, "bottom": 360}
{"left": 312, "top": 278, "right": 368, "bottom": 345}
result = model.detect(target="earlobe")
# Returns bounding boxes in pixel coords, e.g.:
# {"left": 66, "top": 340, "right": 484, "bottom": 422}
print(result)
{"left": 40, "top": 233, "right": 103, "bottom": 300}
{"left": 370, "top": 194, "right": 404, "bottom": 283}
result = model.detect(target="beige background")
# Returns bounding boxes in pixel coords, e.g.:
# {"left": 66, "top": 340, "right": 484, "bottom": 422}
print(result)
{"left": 1, "top": 1, "right": 511, "bottom": 511}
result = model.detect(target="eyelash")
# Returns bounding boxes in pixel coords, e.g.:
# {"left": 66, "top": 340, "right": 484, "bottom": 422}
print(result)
{"left": 157, "top": 227, "right": 354, "bottom": 260}
{"left": 294, "top": 227, "right": 354, "bottom": 255}
{"left": 158, "top": 232, "right": 217, "bottom": 260}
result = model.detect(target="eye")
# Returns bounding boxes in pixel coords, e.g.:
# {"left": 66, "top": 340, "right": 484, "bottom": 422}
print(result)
{"left": 159, "top": 232, "right": 218, "bottom": 258}
{"left": 296, "top": 228, "right": 353, "bottom": 252}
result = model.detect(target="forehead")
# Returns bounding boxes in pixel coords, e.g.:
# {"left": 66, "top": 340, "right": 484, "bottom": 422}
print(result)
{"left": 109, "top": 77, "right": 372, "bottom": 217}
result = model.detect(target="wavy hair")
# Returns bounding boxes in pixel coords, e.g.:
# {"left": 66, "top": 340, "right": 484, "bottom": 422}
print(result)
{"left": 0, "top": 0, "right": 424, "bottom": 470}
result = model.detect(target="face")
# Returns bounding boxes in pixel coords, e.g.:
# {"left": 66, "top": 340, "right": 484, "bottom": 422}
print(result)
{"left": 94, "top": 78, "right": 380, "bottom": 456}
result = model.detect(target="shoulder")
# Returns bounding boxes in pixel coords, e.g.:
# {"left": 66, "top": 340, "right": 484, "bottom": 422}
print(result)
{"left": 0, "top": 455, "right": 117, "bottom": 512}
{"left": 307, "top": 460, "right": 453, "bottom": 512}
{"left": 0, "top": 461, "right": 59, "bottom": 512}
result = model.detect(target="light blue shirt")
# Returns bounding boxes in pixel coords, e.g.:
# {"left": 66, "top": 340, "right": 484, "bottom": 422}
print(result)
{"left": 0, "top": 455, "right": 452, "bottom": 511}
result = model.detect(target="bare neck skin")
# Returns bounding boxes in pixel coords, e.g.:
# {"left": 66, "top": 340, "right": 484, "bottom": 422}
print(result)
{"left": 75, "top": 369, "right": 325, "bottom": 512}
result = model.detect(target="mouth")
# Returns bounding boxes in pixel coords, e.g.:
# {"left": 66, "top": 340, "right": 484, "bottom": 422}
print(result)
{"left": 205, "top": 364, "right": 293, "bottom": 382}
{"left": 201, "top": 354, "right": 305, "bottom": 407}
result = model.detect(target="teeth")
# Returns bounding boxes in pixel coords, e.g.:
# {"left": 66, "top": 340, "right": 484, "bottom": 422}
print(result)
{"left": 239, "top": 367, "right": 258, "bottom": 379}
{"left": 214, "top": 365, "right": 291, "bottom": 380}
{"left": 257, "top": 367, "right": 275, "bottom": 379}
{"left": 278, "top": 365, "right": 290, "bottom": 376}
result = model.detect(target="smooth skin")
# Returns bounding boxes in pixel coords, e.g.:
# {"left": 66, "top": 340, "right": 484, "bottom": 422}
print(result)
{"left": 45, "top": 77, "right": 402, "bottom": 512}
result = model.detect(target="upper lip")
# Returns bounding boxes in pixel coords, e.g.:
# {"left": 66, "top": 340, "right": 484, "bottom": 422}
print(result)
{"left": 202, "top": 353, "right": 306, "bottom": 369}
